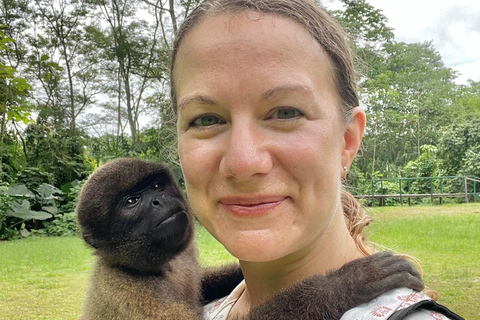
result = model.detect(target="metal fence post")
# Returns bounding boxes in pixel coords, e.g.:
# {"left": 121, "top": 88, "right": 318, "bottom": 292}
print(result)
{"left": 465, "top": 177, "right": 468, "bottom": 203}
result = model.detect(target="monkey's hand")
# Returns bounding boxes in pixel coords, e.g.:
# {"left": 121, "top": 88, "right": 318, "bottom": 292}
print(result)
{"left": 247, "top": 252, "right": 424, "bottom": 320}
{"left": 201, "top": 264, "right": 244, "bottom": 305}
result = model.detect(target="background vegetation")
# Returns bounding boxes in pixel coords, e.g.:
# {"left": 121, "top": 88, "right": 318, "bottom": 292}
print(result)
{"left": 0, "top": 0, "right": 479, "bottom": 239}
{"left": 0, "top": 204, "right": 478, "bottom": 319}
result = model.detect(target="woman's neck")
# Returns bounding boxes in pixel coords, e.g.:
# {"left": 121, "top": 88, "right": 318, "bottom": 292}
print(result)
{"left": 230, "top": 210, "right": 365, "bottom": 317}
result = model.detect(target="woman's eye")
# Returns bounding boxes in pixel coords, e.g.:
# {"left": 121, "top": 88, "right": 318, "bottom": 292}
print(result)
{"left": 190, "top": 114, "right": 223, "bottom": 127}
{"left": 271, "top": 108, "right": 302, "bottom": 120}
{"left": 125, "top": 196, "right": 140, "bottom": 206}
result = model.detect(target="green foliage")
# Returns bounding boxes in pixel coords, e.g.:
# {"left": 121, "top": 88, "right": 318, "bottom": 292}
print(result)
{"left": 15, "top": 167, "right": 53, "bottom": 190}
{"left": 404, "top": 145, "right": 439, "bottom": 177}
{"left": 0, "top": 140, "right": 25, "bottom": 183}
{"left": 452, "top": 80, "right": 480, "bottom": 117}
{"left": 331, "top": 1, "right": 459, "bottom": 179}
{"left": 0, "top": 26, "right": 34, "bottom": 185}
{"left": 0, "top": 182, "right": 64, "bottom": 239}
{"left": 43, "top": 179, "right": 84, "bottom": 236}
{"left": 0, "top": 27, "right": 33, "bottom": 126}
{"left": 358, "top": 41, "right": 456, "bottom": 177}
{"left": 460, "top": 145, "right": 480, "bottom": 176}
{"left": 438, "top": 117, "right": 480, "bottom": 176}
{"left": 43, "top": 212, "right": 78, "bottom": 237}
{"left": 0, "top": 187, "right": 14, "bottom": 239}
{"left": 333, "top": 0, "right": 394, "bottom": 47}
{"left": 23, "top": 122, "right": 90, "bottom": 187}
{"left": 86, "top": 134, "right": 136, "bottom": 164}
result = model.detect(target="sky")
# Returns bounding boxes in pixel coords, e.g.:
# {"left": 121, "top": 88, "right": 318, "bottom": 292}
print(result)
{"left": 327, "top": 0, "right": 480, "bottom": 84}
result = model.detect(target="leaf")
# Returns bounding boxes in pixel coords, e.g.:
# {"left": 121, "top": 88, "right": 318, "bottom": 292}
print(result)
{"left": 37, "top": 183, "right": 62, "bottom": 200}
{"left": 1, "top": 185, "right": 34, "bottom": 198}
{"left": 40, "top": 54, "right": 50, "bottom": 61}
{"left": 61, "top": 182, "right": 73, "bottom": 194}
{"left": 7, "top": 200, "right": 53, "bottom": 220}
{"left": 20, "top": 228, "right": 31, "bottom": 237}
{"left": 11, "top": 78, "right": 31, "bottom": 92}
{"left": 42, "top": 206, "right": 58, "bottom": 215}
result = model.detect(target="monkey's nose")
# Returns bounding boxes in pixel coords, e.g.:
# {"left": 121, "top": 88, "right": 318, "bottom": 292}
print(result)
{"left": 152, "top": 200, "right": 160, "bottom": 206}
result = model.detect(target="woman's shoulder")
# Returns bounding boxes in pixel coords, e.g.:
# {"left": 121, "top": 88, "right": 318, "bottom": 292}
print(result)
{"left": 340, "top": 288, "right": 459, "bottom": 320}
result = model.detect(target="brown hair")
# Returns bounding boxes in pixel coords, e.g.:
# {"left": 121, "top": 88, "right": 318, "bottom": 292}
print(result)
{"left": 170, "top": 0, "right": 369, "bottom": 245}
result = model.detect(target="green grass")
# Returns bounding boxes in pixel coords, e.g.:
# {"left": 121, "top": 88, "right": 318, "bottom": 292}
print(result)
{"left": 0, "top": 226, "right": 235, "bottom": 320}
{"left": 366, "top": 203, "right": 480, "bottom": 319}
{"left": 0, "top": 204, "right": 478, "bottom": 319}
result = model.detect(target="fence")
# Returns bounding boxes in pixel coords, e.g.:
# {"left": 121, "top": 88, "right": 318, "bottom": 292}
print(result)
{"left": 354, "top": 176, "right": 480, "bottom": 206}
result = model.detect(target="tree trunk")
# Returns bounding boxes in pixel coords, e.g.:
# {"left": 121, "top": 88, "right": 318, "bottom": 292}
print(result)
{"left": 117, "top": 68, "right": 122, "bottom": 138}
{"left": 61, "top": 41, "right": 76, "bottom": 133}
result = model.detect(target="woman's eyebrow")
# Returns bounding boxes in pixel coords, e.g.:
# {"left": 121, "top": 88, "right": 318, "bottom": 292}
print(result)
{"left": 178, "top": 85, "right": 312, "bottom": 109}
{"left": 261, "top": 85, "right": 312, "bottom": 101}
{"left": 178, "top": 95, "right": 217, "bottom": 110}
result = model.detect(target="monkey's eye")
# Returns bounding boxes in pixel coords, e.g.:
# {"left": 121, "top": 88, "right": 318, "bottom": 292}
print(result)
{"left": 125, "top": 196, "right": 141, "bottom": 206}
{"left": 152, "top": 182, "right": 166, "bottom": 191}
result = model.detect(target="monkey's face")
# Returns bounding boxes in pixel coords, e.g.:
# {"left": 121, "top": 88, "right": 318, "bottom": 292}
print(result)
{"left": 77, "top": 158, "right": 194, "bottom": 272}
{"left": 116, "top": 181, "right": 188, "bottom": 240}
{"left": 108, "top": 177, "right": 191, "bottom": 254}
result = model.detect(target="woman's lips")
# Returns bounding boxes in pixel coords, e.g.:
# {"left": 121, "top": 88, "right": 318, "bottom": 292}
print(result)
{"left": 219, "top": 197, "right": 286, "bottom": 216}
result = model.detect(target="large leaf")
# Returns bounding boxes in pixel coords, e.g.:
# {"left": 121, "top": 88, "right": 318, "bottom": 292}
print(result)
{"left": 42, "top": 206, "right": 58, "bottom": 215}
{"left": 8, "top": 200, "right": 53, "bottom": 220}
{"left": 37, "top": 183, "right": 62, "bottom": 201}
{"left": 1, "top": 184, "right": 34, "bottom": 198}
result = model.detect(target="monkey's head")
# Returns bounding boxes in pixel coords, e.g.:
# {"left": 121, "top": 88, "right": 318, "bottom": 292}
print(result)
{"left": 77, "top": 158, "right": 194, "bottom": 273}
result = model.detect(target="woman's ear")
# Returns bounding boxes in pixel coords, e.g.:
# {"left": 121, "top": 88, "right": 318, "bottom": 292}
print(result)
{"left": 341, "top": 107, "right": 366, "bottom": 177}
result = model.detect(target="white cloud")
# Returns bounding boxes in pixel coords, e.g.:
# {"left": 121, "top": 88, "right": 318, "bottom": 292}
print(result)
{"left": 328, "top": 0, "right": 480, "bottom": 84}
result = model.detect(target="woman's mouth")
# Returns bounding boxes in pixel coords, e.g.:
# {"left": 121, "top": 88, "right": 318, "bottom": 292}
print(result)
{"left": 219, "top": 197, "right": 286, "bottom": 217}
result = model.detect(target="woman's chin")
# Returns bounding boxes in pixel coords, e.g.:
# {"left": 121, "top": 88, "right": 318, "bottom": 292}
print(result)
{"left": 221, "top": 230, "right": 296, "bottom": 263}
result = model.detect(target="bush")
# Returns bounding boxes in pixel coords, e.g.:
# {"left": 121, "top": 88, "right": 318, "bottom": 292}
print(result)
{"left": 0, "top": 183, "right": 60, "bottom": 239}
{"left": 43, "top": 180, "right": 84, "bottom": 237}
{"left": 44, "top": 212, "right": 78, "bottom": 236}
{"left": 0, "top": 189, "right": 16, "bottom": 240}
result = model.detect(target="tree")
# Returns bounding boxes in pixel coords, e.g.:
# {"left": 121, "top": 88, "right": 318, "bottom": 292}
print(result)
{"left": 438, "top": 117, "right": 480, "bottom": 177}
{"left": 30, "top": 0, "right": 99, "bottom": 134}
{"left": 86, "top": 0, "right": 170, "bottom": 148}
{"left": 0, "top": 27, "right": 33, "bottom": 181}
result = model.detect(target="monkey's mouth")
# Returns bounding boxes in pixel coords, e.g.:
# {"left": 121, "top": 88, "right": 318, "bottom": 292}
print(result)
{"left": 155, "top": 209, "right": 186, "bottom": 228}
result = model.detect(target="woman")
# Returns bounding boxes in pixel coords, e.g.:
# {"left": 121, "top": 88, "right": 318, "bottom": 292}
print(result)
{"left": 171, "top": 0, "right": 463, "bottom": 319}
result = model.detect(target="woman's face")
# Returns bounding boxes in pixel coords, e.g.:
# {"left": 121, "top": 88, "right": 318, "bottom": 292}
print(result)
{"left": 175, "top": 13, "right": 362, "bottom": 262}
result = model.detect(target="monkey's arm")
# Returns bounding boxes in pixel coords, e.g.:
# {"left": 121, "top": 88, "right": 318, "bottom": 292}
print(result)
{"left": 247, "top": 252, "right": 424, "bottom": 320}
{"left": 200, "top": 264, "right": 244, "bottom": 305}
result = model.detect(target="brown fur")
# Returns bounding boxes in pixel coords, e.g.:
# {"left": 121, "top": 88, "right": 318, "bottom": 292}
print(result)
{"left": 84, "top": 246, "right": 200, "bottom": 320}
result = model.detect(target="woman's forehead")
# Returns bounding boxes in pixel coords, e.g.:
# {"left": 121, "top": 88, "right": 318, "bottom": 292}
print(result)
{"left": 173, "top": 12, "right": 337, "bottom": 97}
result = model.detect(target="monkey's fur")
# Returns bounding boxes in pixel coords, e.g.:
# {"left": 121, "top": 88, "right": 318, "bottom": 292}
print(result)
{"left": 77, "top": 158, "right": 424, "bottom": 320}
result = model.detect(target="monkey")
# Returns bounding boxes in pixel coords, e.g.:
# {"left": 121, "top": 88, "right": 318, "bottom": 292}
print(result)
{"left": 77, "top": 158, "right": 424, "bottom": 320}
{"left": 77, "top": 158, "right": 202, "bottom": 319}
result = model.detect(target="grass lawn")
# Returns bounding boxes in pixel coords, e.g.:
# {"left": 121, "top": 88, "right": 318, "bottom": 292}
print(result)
{"left": 0, "top": 203, "right": 478, "bottom": 320}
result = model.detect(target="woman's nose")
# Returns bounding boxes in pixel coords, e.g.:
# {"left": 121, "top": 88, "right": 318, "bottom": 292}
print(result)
{"left": 219, "top": 121, "right": 273, "bottom": 181}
